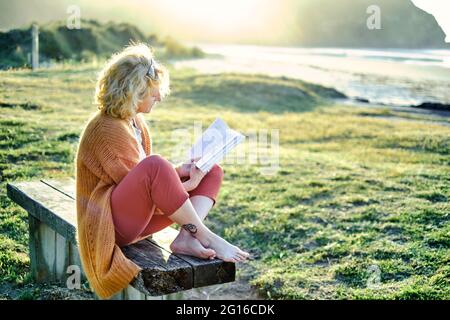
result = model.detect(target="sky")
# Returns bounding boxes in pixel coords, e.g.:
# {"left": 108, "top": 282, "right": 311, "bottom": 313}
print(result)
{"left": 0, "top": 0, "right": 448, "bottom": 43}
{"left": 130, "top": 0, "right": 286, "bottom": 44}
{"left": 134, "top": 0, "right": 450, "bottom": 44}
{"left": 412, "top": 0, "right": 450, "bottom": 42}
{"left": 121, "top": 0, "right": 450, "bottom": 44}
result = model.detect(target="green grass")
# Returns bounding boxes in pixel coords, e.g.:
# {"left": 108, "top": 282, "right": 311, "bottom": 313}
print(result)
{"left": 0, "top": 62, "right": 449, "bottom": 299}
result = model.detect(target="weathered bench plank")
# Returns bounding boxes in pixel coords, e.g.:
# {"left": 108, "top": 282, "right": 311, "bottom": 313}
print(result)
{"left": 150, "top": 228, "right": 236, "bottom": 288}
{"left": 8, "top": 181, "right": 84, "bottom": 283}
{"left": 6, "top": 179, "right": 235, "bottom": 299}
{"left": 122, "top": 239, "right": 193, "bottom": 295}
{"left": 7, "top": 181, "right": 77, "bottom": 242}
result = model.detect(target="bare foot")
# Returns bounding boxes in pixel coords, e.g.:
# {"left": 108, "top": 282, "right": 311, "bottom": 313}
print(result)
{"left": 170, "top": 231, "right": 216, "bottom": 260}
{"left": 199, "top": 232, "right": 250, "bottom": 263}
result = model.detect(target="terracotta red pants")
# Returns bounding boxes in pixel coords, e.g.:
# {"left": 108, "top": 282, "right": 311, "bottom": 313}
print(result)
{"left": 111, "top": 154, "right": 223, "bottom": 247}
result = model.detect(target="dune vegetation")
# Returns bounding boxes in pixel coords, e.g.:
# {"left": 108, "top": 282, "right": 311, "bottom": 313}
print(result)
{"left": 0, "top": 20, "right": 204, "bottom": 69}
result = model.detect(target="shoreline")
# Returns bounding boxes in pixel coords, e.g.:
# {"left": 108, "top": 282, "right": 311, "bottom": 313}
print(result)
{"left": 343, "top": 97, "right": 450, "bottom": 119}
{"left": 173, "top": 44, "right": 450, "bottom": 109}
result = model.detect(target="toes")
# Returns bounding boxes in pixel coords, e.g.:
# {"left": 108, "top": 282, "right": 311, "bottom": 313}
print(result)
{"left": 231, "top": 253, "right": 244, "bottom": 262}
{"left": 224, "top": 256, "right": 238, "bottom": 263}
{"left": 238, "top": 248, "right": 250, "bottom": 256}
{"left": 195, "top": 246, "right": 213, "bottom": 259}
{"left": 203, "top": 248, "right": 216, "bottom": 258}
{"left": 236, "top": 253, "right": 247, "bottom": 261}
{"left": 237, "top": 251, "right": 250, "bottom": 259}
{"left": 235, "top": 251, "right": 249, "bottom": 261}
{"left": 169, "top": 243, "right": 179, "bottom": 253}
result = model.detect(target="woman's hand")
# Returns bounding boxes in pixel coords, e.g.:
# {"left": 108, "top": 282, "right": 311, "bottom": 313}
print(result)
{"left": 182, "top": 160, "right": 207, "bottom": 192}
{"left": 176, "top": 157, "right": 200, "bottom": 178}
{"left": 176, "top": 162, "right": 190, "bottom": 178}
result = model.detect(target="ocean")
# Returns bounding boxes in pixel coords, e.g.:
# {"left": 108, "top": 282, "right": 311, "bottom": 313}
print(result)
{"left": 173, "top": 43, "right": 450, "bottom": 106}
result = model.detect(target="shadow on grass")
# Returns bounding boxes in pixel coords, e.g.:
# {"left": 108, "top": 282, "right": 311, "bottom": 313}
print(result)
{"left": 173, "top": 73, "right": 346, "bottom": 114}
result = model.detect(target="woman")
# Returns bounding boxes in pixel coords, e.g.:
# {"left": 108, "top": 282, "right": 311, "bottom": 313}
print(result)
{"left": 75, "top": 43, "right": 249, "bottom": 298}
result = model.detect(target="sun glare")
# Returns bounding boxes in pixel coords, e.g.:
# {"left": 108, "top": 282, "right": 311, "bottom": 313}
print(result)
{"left": 154, "top": 0, "right": 282, "bottom": 41}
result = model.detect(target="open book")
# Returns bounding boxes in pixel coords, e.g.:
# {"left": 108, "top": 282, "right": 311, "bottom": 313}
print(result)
{"left": 186, "top": 118, "right": 245, "bottom": 173}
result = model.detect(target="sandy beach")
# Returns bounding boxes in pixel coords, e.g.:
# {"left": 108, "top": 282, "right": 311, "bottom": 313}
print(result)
{"left": 174, "top": 44, "right": 450, "bottom": 107}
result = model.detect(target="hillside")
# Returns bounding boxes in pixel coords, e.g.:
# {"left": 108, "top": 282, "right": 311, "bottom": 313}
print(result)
{"left": 287, "top": 0, "right": 447, "bottom": 48}
{"left": 0, "top": 20, "right": 203, "bottom": 69}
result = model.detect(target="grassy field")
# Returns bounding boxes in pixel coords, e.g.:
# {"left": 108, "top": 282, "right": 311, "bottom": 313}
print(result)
{"left": 0, "top": 62, "right": 449, "bottom": 299}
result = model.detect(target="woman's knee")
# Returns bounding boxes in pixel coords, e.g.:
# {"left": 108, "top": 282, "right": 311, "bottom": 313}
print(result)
{"left": 142, "top": 154, "right": 166, "bottom": 165}
{"left": 140, "top": 154, "right": 174, "bottom": 173}
{"left": 207, "top": 164, "right": 224, "bottom": 181}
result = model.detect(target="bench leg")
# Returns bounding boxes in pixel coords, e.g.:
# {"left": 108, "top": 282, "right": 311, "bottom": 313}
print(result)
{"left": 28, "top": 213, "right": 85, "bottom": 285}
{"left": 29, "top": 214, "right": 56, "bottom": 283}
{"left": 162, "top": 291, "right": 187, "bottom": 300}
{"left": 68, "top": 242, "right": 86, "bottom": 282}
{"left": 55, "top": 233, "right": 70, "bottom": 281}
{"left": 162, "top": 284, "right": 226, "bottom": 300}
{"left": 109, "top": 285, "right": 226, "bottom": 300}
{"left": 107, "top": 286, "right": 187, "bottom": 300}
{"left": 108, "top": 286, "right": 164, "bottom": 300}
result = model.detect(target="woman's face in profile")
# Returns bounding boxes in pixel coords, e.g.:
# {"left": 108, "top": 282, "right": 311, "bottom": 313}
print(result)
{"left": 137, "top": 85, "right": 161, "bottom": 114}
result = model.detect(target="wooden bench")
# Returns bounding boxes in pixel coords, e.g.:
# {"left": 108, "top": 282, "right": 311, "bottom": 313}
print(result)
{"left": 6, "top": 179, "right": 235, "bottom": 300}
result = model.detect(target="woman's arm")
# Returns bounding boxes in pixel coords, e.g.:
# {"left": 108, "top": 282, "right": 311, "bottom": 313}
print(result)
{"left": 174, "top": 157, "right": 201, "bottom": 179}
{"left": 181, "top": 162, "right": 206, "bottom": 192}
{"left": 174, "top": 162, "right": 188, "bottom": 178}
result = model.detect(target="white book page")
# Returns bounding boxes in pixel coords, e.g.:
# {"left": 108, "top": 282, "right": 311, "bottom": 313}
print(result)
{"left": 186, "top": 118, "right": 245, "bottom": 172}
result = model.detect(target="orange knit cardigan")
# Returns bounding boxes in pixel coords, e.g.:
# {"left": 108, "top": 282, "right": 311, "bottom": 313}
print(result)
{"left": 75, "top": 111, "right": 151, "bottom": 299}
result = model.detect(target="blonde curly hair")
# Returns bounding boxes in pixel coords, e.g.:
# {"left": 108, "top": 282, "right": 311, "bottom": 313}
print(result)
{"left": 95, "top": 43, "right": 170, "bottom": 119}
